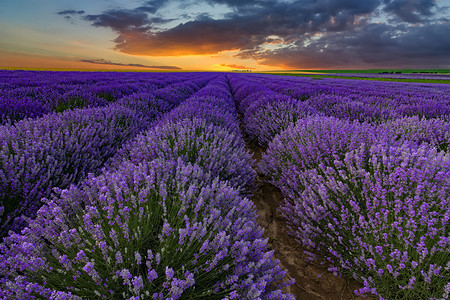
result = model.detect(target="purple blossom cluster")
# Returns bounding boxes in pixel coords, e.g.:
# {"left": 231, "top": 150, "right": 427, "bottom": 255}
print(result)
{"left": 0, "top": 73, "right": 293, "bottom": 299}
{"left": 110, "top": 117, "right": 255, "bottom": 196}
{"left": 0, "top": 105, "right": 148, "bottom": 237}
{"left": 226, "top": 72, "right": 450, "bottom": 299}
{"left": 259, "top": 116, "right": 385, "bottom": 188}
{"left": 108, "top": 76, "right": 254, "bottom": 196}
{"left": 381, "top": 116, "right": 450, "bottom": 152}
{"left": 152, "top": 79, "right": 208, "bottom": 107}
{"left": 0, "top": 73, "right": 216, "bottom": 237}
{"left": 0, "top": 70, "right": 215, "bottom": 125}
{"left": 259, "top": 120, "right": 450, "bottom": 298}
{"left": 279, "top": 140, "right": 449, "bottom": 299}
{"left": 114, "top": 93, "right": 173, "bottom": 123}
{"left": 228, "top": 75, "right": 318, "bottom": 147}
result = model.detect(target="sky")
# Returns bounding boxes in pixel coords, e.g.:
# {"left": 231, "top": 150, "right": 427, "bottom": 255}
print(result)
{"left": 0, "top": 0, "right": 449, "bottom": 71}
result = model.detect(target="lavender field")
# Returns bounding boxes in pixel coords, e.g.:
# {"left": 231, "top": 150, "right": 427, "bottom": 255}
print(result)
{"left": 0, "top": 70, "right": 449, "bottom": 299}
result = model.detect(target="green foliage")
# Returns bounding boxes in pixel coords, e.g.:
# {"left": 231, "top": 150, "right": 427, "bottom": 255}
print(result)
{"left": 53, "top": 97, "right": 87, "bottom": 113}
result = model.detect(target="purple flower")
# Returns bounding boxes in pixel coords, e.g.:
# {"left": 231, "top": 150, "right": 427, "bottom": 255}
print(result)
{"left": 131, "top": 276, "right": 144, "bottom": 294}
{"left": 165, "top": 267, "right": 175, "bottom": 281}
{"left": 147, "top": 269, "right": 158, "bottom": 283}
{"left": 115, "top": 251, "right": 123, "bottom": 264}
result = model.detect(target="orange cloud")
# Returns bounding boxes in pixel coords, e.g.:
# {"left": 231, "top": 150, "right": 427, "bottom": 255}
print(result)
{"left": 218, "top": 63, "right": 255, "bottom": 69}
{"left": 80, "top": 58, "right": 181, "bottom": 69}
{"left": 113, "top": 29, "right": 246, "bottom": 56}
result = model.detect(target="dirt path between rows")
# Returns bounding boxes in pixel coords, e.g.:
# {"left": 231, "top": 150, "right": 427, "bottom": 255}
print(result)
{"left": 247, "top": 145, "right": 372, "bottom": 300}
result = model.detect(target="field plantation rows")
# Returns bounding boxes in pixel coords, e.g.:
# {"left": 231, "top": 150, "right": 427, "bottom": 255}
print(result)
{"left": 0, "top": 71, "right": 449, "bottom": 299}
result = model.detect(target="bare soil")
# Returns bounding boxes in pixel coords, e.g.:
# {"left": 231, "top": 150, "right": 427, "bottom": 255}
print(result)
{"left": 247, "top": 145, "right": 371, "bottom": 300}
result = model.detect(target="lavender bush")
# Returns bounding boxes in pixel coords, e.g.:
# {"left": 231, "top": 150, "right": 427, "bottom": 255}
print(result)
{"left": 187, "top": 95, "right": 238, "bottom": 114}
{"left": 259, "top": 116, "right": 385, "bottom": 188}
{"left": 397, "top": 100, "right": 450, "bottom": 119}
{"left": 162, "top": 99, "right": 241, "bottom": 135}
{"left": 0, "top": 105, "right": 149, "bottom": 237}
{"left": 0, "top": 159, "right": 292, "bottom": 299}
{"left": 230, "top": 84, "right": 263, "bottom": 106}
{"left": 110, "top": 117, "right": 255, "bottom": 196}
{"left": 237, "top": 89, "right": 280, "bottom": 113}
{"left": 90, "top": 83, "right": 140, "bottom": 102}
{"left": 194, "top": 85, "right": 234, "bottom": 105}
{"left": 52, "top": 90, "right": 108, "bottom": 113}
{"left": 153, "top": 80, "right": 206, "bottom": 106}
{"left": 280, "top": 141, "right": 450, "bottom": 299}
{"left": 243, "top": 99, "right": 318, "bottom": 147}
{"left": 381, "top": 116, "right": 450, "bottom": 152}
{"left": 114, "top": 92, "right": 173, "bottom": 121}
{"left": 0, "top": 96, "right": 50, "bottom": 125}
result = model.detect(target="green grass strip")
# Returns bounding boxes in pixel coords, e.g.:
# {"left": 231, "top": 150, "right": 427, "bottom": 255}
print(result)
{"left": 262, "top": 73, "right": 450, "bottom": 84}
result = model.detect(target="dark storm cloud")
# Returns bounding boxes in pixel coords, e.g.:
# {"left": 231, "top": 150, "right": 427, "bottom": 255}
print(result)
{"left": 135, "top": 0, "right": 170, "bottom": 14}
{"left": 80, "top": 58, "right": 182, "bottom": 69}
{"left": 83, "top": 9, "right": 175, "bottom": 32}
{"left": 70, "top": 0, "right": 448, "bottom": 68}
{"left": 206, "top": 0, "right": 264, "bottom": 7}
{"left": 239, "top": 21, "right": 450, "bottom": 69}
{"left": 80, "top": 0, "right": 173, "bottom": 32}
{"left": 57, "top": 10, "right": 85, "bottom": 15}
{"left": 104, "top": 0, "right": 383, "bottom": 56}
{"left": 112, "top": 17, "right": 268, "bottom": 55}
{"left": 383, "top": 0, "right": 437, "bottom": 23}
{"left": 58, "top": 9, "right": 86, "bottom": 24}
{"left": 84, "top": 10, "right": 152, "bottom": 32}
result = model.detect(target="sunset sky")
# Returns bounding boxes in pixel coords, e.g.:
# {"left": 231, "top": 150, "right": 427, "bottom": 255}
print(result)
{"left": 1, "top": 0, "right": 449, "bottom": 71}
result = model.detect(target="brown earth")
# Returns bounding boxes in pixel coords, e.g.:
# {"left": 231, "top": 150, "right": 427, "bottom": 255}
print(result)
{"left": 247, "top": 145, "right": 373, "bottom": 300}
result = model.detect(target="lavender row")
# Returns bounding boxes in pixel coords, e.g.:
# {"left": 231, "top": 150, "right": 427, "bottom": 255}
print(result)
{"left": 227, "top": 74, "right": 450, "bottom": 153}
{"left": 108, "top": 76, "right": 254, "bottom": 196}
{"left": 228, "top": 74, "right": 318, "bottom": 147}
{"left": 0, "top": 71, "right": 216, "bottom": 125}
{"left": 0, "top": 75, "right": 216, "bottom": 238}
{"left": 258, "top": 116, "right": 449, "bottom": 299}
{"left": 229, "top": 73, "right": 450, "bottom": 122}
{"left": 0, "top": 74, "right": 293, "bottom": 299}
{"left": 229, "top": 73, "right": 450, "bottom": 298}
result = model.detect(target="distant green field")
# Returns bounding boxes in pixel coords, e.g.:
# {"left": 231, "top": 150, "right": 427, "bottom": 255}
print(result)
{"left": 270, "top": 69, "right": 450, "bottom": 74}
{"left": 263, "top": 72, "right": 450, "bottom": 84}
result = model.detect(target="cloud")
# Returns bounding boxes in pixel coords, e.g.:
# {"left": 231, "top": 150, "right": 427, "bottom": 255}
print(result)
{"left": 69, "top": 0, "right": 448, "bottom": 68}
{"left": 57, "top": 10, "right": 85, "bottom": 15}
{"left": 205, "top": 0, "right": 263, "bottom": 7}
{"left": 84, "top": 10, "right": 152, "bottom": 32}
{"left": 80, "top": 58, "right": 182, "bottom": 69}
{"left": 239, "top": 21, "right": 450, "bottom": 69}
{"left": 58, "top": 9, "right": 86, "bottom": 24}
{"left": 383, "top": 0, "right": 437, "bottom": 23}
{"left": 218, "top": 64, "right": 255, "bottom": 69}
{"left": 81, "top": 0, "right": 383, "bottom": 56}
{"left": 82, "top": 7, "right": 176, "bottom": 33}
{"left": 112, "top": 17, "right": 267, "bottom": 56}
{"left": 134, "top": 0, "right": 170, "bottom": 14}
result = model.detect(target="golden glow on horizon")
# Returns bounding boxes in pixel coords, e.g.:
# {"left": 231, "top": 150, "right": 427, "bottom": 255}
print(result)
{"left": 0, "top": 51, "right": 159, "bottom": 70}
{"left": 0, "top": 49, "right": 287, "bottom": 72}
{"left": 211, "top": 64, "right": 233, "bottom": 71}
{"left": 0, "top": 23, "right": 285, "bottom": 71}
